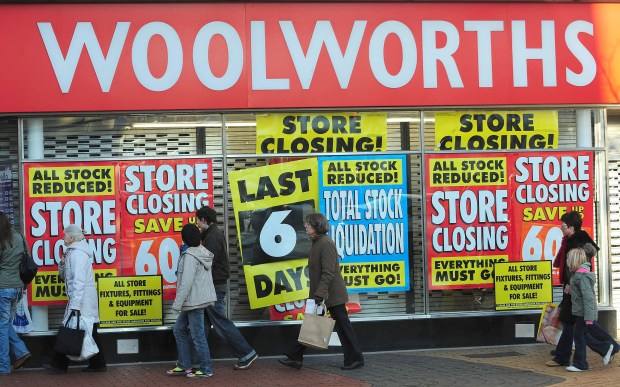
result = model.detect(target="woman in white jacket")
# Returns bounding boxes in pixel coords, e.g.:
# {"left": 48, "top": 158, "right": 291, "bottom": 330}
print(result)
{"left": 44, "top": 225, "right": 106, "bottom": 373}
{"left": 168, "top": 224, "right": 216, "bottom": 378}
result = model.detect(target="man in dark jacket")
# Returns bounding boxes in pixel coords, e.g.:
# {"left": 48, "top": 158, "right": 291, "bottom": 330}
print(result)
{"left": 195, "top": 206, "right": 258, "bottom": 370}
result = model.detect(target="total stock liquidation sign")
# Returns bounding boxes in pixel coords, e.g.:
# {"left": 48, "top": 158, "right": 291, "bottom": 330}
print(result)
{"left": 426, "top": 151, "right": 593, "bottom": 290}
{"left": 23, "top": 159, "right": 212, "bottom": 305}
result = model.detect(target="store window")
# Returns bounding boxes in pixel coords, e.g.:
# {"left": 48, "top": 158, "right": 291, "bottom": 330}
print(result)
{"left": 422, "top": 109, "right": 606, "bottom": 312}
{"left": 15, "top": 108, "right": 608, "bottom": 331}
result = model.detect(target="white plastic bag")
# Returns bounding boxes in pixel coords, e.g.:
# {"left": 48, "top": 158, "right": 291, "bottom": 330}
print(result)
{"left": 12, "top": 293, "right": 33, "bottom": 334}
{"left": 64, "top": 314, "right": 99, "bottom": 361}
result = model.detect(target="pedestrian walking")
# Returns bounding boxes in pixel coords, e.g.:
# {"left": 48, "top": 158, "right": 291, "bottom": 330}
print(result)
{"left": 44, "top": 224, "right": 106, "bottom": 374}
{"left": 546, "top": 210, "right": 598, "bottom": 367}
{"left": 195, "top": 205, "right": 258, "bottom": 370}
{"left": 168, "top": 223, "right": 216, "bottom": 378}
{"left": 0, "top": 211, "right": 31, "bottom": 375}
{"left": 565, "top": 247, "right": 615, "bottom": 371}
{"left": 279, "top": 212, "right": 364, "bottom": 371}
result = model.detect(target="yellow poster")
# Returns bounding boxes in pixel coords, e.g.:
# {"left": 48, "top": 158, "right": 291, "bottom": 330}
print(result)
{"left": 256, "top": 112, "right": 387, "bottom": 154}
{"left": 31, "top": 269, "right": 116, "bottom": 303}
{"left": 431, "top": 256, "right": 507, "bottom": 288}
{"left": 28, "top": 165, "right": 115, "bottom": 197}
{"left": 428, "top": 157, "right": 507, "bottom": 187}
{"left": 98, "top": 275, "right": 163, "bottom": 327}
{"left": 435, "top": 111, "right": 558, "bottom": 150}
{"left": 229, "top": 159, "right": 319, "bottom": 309}
{"left": 494, "top": 261, "right": 553, "bottom": 311}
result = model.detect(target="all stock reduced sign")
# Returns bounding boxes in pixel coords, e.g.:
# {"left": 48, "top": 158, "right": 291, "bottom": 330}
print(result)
{"left": 425, "top": 151, "right": 593, "bottom": 290}
{"left": 23, "top": 158, "right": 213, "bottom": 305}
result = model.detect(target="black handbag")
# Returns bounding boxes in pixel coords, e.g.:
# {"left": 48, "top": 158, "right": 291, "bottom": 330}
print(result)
{"left": 19, "top": 234, "right": 38, "bottom": 285}
{"left": 53, "top": 310, "right": 85, "bottom": 356}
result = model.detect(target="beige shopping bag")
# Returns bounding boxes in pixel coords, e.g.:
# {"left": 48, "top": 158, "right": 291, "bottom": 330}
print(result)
{"left": 298, "top": 306, "right": 335, "bottom": 350}
{"left": 536, "top": 303, "right": 562, "bottom": 345}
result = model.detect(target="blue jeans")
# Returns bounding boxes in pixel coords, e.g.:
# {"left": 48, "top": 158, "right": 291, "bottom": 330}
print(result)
{"left": 0, "top": 287, "right": 25, "bottom": 374}
{"left": 9, "top": 325, "right": 29, "bottom": 360}
{"left": 174, "top": 308, "right": 212, "bottom": 374}
{"left": 188, "top": 288, "right": 256, "bottom": 364}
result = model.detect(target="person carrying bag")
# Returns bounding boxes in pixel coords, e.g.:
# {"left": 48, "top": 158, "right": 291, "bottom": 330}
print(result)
{"left": 279, "top": 213, "right": 364, "bottom": 371}
{"left": 44, "top": 225, "right": 107, "bottom": 374}
{"left": 0, "top": 211, "right": 32, "bottom": 375}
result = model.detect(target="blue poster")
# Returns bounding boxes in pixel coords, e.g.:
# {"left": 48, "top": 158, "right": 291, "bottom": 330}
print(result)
{"left": 318, "top": 155, "right": 409, "bottom": 292}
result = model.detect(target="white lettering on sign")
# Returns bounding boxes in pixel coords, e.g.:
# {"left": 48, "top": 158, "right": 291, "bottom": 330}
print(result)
{"left": 37, "top": 19, "right": 596, "bottom": 93}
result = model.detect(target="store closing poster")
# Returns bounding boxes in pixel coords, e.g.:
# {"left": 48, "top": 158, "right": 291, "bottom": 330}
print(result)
{"left": 22, "top": 159, "right": 212, "bottom": 305}
{"left": 426, "top": 151, "right": 594, "bottom": 290}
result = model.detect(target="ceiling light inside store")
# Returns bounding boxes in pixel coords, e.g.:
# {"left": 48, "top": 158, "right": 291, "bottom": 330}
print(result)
{"left": 132, "top": 122, "right": 221, "bottom": 128}
{"left": 132, "top": 121, "right": 256, "bottom": 128}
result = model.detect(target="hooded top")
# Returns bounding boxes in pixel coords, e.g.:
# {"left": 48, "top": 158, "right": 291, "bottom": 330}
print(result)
{"left": 172, "top": 245, "right": 216, "bottom": 311}
{"left": 570, "top": 262, "right": 597, "bottom": 321}
{"left": 552, "top": 230, "right": 598, "bottom": 285}
{"left": 60, "top": 239, "right": 99, "bottom": 322}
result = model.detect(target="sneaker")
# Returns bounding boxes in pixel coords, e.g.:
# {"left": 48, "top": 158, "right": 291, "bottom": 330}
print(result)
{"left": 186, "top": 370, "right": 213, "bottom": 378}
{"left": 234, "top": 353, "right": 258, "bottom": 370}
{"left": 603, "top": 344, "right": 614, "bottom": 365}
{"left": 566, "top": 365, "right": 587, "bottom": 372}
{"left": 167, "top": 367, "right": 191, "bottom": 376}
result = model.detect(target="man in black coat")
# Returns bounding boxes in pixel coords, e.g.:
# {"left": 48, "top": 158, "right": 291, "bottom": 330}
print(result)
{"left": 195, "top": 206, "right": 258, "bottom": 370}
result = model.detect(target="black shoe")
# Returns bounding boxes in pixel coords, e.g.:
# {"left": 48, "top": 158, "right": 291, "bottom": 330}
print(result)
{"left": 341, "top": 361, "right": 364, "bottom": 370}
{"left": 278, "top": 358, "right": 302, "bottom": 369}
{"left": 82, "top": 366, "right": 107, "bottom": 372}
{"left": 43, "top": 364, "right": 67, "bottom": 374}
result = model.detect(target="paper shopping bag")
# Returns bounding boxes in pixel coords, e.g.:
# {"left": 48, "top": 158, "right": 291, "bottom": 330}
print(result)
{"left": 298, "top": 305, "right": 335, "bottom": 350}
{"left": 536, "top": 303, "right": 562, "bottom": 345}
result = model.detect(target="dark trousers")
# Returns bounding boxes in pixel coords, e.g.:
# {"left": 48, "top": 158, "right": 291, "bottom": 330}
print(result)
{"left": 572, "top": 317, "right": 588, "bottom": 369}
{"left": 586, "top": 320, "right": 620, "bottom": 355}
{"left": 51, "top": 323, "right": 106, "bottom": 370}
{"left": 284, "top": 303, "right": 364, "bottom": 366}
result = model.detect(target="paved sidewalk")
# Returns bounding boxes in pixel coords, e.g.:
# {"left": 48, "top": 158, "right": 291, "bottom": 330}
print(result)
{"left": 3, "top": 343, "right": 619, "bottom": 386}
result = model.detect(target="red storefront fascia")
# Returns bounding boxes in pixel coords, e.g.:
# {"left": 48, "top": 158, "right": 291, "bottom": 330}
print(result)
{"left": 0, "top": 2, "right": 619, "bottom": 113}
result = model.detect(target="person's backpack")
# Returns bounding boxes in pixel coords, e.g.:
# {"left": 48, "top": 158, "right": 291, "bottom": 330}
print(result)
{"left": 19, "top": 234, "right": 38, "bottom": 285}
